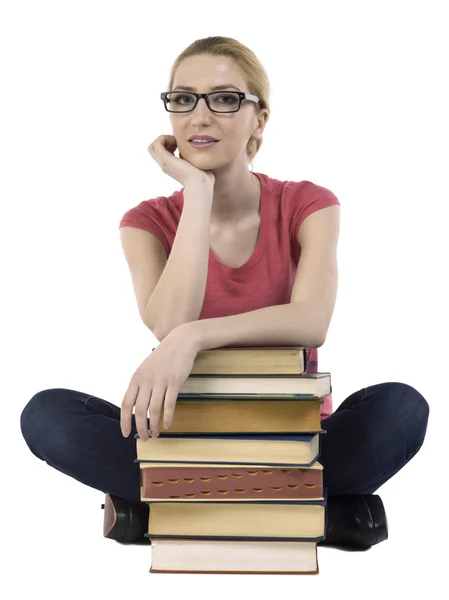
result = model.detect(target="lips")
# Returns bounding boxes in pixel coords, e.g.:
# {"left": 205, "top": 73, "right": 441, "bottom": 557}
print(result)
{"left": 188, "top": 139, "right": 219, "bottom": 149}
{"left": 188, "top": 136, "right": 219, "bottom": 142}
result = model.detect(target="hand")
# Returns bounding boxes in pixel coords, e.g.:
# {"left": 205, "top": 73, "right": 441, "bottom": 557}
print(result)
{"left": 120, "top": 325, "right": 199, "bottom": 441}
{"left": 148, "top": 134, "right": 215, "bottom": 187}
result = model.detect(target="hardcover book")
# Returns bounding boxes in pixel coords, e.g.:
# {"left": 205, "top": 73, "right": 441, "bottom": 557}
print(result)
{"left": 140, "top": 461, "right": 323, "bottom": 501}
{"left": 149, "top": 538, "right": 319, "bottom": 574}
{"left": 146, "top": 491, "right": 328, "bottom": 542}
{"left": 135, "top": 432, "right": 324, "bottom": 467}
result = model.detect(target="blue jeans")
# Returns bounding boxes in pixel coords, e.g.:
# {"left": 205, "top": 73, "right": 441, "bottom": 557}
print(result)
{"left": 20, "top": 382, "right": 429, "bottom": 504}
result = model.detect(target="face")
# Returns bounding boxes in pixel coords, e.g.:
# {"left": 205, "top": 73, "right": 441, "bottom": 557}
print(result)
{"left": 169, "top": 54, "right": 268, "bottom": 170}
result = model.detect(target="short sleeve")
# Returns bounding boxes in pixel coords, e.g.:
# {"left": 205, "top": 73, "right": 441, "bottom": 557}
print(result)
{"left": 289, "top": 182, "right": 340, "bottom": 249}
{"left": 119, "top": 198, "right": 171, "bottom": 257}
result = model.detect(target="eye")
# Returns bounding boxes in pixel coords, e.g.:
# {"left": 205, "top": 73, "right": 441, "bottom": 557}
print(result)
{"left": 215, "top": 94, "right": 239, "bottom": 105}
{"left": 172, "top": 93, "right": 195, "bottom": 105}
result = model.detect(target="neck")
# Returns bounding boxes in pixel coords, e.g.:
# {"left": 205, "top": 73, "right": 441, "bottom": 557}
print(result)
{"left": 209, "top": 163, "right": 261, "bottom": 227}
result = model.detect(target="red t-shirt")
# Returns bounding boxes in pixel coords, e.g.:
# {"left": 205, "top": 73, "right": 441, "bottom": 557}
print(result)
{"left": 119, "top": 171, "right": 340, "bottom": 420}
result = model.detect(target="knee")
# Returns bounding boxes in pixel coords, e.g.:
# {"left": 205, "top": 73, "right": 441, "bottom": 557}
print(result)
{"left": 385, "top": 382, "right": 430, "bottom": 438}
{"left": 394, "top": 382, "right": 430, "bottom": 459}
{"left": 366, "top": 381, "right": 429, "bottom": 437}
{"left": 396, "top": 382, "right": 429, "bottom": 424}
{"left": 20, "top": 389, "right": 69, "bottom": 449}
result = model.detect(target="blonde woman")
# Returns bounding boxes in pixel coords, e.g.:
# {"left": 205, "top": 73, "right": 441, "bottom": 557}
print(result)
{"left": 20, "top": 36, "right": 429, "bottom": 550}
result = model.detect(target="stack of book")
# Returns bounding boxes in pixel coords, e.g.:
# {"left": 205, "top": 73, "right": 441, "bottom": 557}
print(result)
{"left": 134, "top": 346, "right": 330, "bottom": 575}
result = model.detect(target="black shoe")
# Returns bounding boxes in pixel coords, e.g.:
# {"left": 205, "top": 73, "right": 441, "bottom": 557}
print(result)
{"left": 318, "top": 494, "right": 388, "bottom": 550}
{"left": 101, "top": 494, "right": 149, "bottom": 544}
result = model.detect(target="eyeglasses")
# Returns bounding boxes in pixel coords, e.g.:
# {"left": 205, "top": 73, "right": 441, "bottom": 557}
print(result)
{"left": 161, "top": 91, "right": 260, "bottom": 113}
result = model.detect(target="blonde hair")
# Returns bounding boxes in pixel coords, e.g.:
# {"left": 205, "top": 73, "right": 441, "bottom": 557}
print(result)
{"left": 167, "top": 36, "right": 270, "bottom": 166}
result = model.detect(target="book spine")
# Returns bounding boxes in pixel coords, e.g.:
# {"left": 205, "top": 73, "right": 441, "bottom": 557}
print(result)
{"left": 144, "top": 532, "right": 325, "bottom": 542}
{"left": 149, "top": 568, "right": 318, "bottom": 575}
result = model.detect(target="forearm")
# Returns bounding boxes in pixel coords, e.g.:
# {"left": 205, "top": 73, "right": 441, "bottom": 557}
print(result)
{"left": 145, "top": 180, "right": 213, "bottom": 341}
{"left": 185, "top": 302, "right": 326, "bottom": 352}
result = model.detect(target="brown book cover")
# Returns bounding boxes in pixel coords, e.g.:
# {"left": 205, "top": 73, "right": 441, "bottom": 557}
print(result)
{"left": 190, "top": 346, "right": 308, "bottom": 375}
{"left": 149, "top": 538, "right": 318, "bottom": 574}
{"left": 154, "top": 398, "right": 322, "bottom": 434}
{"left": 140, "top": 463, "right": 323, "bottom": 501}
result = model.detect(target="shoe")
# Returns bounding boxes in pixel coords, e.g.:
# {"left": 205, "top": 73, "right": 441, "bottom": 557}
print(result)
{"left": 101, "top": 494, "right": 149, "bottom": 544}
{"left": 318, "top": 493, "right": 388, "bottom": 550}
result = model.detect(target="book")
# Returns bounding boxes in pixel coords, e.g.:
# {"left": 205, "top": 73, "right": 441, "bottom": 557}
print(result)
{"left": 177, "top": 372, "right": 331, "bottom": 398}
{"left": 149, "top": 539, "right": 319, "bottom": 574}
{"left": 137, "top": 346, "right": 330, "bottom": 575}
{"left": 135, "top": 432, "right": 323, "bottom": 467}
{"left": 145, "top": 491, "right": 328, "bottom": 541}
{"left": 190, "top": 346, "right": 308, "bottom": 375}
{"left": 139, "top": 461, "right": 323, "bottom": 502}
{"left": 152, "top": 398, "right": 323, "bottom": 434}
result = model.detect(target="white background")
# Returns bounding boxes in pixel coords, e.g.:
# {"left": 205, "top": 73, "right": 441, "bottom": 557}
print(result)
{"left": 2, "top": 0, "right": 448, "bottom": 597}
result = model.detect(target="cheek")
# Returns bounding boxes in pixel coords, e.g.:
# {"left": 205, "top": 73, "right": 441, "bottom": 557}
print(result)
{"left": 231, "top": 117, "right": 253, "bottom": 142}
{"left": 169, "top": 118, "right": 182, "bottom": 138}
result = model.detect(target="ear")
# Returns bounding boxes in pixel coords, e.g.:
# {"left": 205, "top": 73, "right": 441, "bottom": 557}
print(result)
{"left": 253, "top": 108, "right": 269, "bottom": 139}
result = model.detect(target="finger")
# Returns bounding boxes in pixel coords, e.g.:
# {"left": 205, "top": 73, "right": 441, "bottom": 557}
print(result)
{"left": 163, "top": 381, "right": 180, "bottom": 430}
{"left": 148, "top": 138, "right": 161, "bottom": 154}
{"left": 154, "top": 135, "right": 177, "bottom": 155}
{"left": 148, "top": 382, "right": 166, "bottom": 439}
{"left": 120, "top": 379, "right": 139, "bottom": 437}
{"left": 148, "top": 142, "right": 168, "bottom": 171}
{"left": 135, "top": 383, "right": 153, "bottom": 442}
{"left": 161, "top": 136, "right": 178, "bottom": 154}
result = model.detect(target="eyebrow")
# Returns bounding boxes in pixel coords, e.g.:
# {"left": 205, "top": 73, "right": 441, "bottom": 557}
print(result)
{"left": 172, "top": 84, "right": 241, "bottom": 92}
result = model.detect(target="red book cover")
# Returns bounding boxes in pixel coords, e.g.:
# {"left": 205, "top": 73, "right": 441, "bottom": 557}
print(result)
{"left": 141, "top": 465, "right": 323, "bottom": 500}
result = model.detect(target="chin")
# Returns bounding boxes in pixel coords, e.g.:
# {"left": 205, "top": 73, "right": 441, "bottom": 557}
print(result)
{"left": 184, "top": 153, "right": 217, "bottom": 167}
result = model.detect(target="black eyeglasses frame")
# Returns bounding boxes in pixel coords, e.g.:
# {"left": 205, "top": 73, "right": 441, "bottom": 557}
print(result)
{"left": 160, "top": 90, "right": 260, "bottom": 113}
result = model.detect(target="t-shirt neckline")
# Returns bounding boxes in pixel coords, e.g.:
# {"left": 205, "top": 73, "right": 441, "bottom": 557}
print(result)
{"left": 209, "top": 171, "right": 267, "bottom": 276}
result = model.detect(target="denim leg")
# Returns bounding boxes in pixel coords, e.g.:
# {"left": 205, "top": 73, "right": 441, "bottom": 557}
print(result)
{"left": 319, "top": 381, "right": 430, "bottom": 495}
{"left": 20, "top": 383, "right": 430, "bottom": 503}
{"left": 20, "top": 388, "right": 146, "bottom": 504}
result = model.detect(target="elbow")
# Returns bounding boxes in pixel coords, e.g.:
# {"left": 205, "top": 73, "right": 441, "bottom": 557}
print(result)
{"left": 147, "top": 314, "right": 200, "bottom": 344}
{"left": 143, "top": 308, "right": 175, "bottom": 343}
{"left": 150, "top": 322, "right": 179, "bottom": 344}
{"left": 303, "top": 333, "right": 326, "bottom": 349}
{"left": 312, "top": 324, "right": 327, "bottom": 348}
{"left": 142, "top": 315, "right": 165, "bottom": 344}
{"left": 311, "top": 307, "right": 330, "bottom": 348}
{"left": 314, "top": 334, "right": 326, "bottom": 348}
{"left": 298, "top": 304, "right": 328, "bottom": 348}
{"left": 151, "top": 325, "right": 167, "bottom": 344}
{"left": 307, "top": 324, "right": 327, "bottom": 349}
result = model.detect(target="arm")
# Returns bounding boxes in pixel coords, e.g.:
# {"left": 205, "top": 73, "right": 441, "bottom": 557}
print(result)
{"left": 145, "top": 179, "right": 214, "bottom": 341}
{"left": 186, "top": 301, "right": 326, "bottom": 353}
{"left": 185, "top": 204, "right": 340, "bottom": 353}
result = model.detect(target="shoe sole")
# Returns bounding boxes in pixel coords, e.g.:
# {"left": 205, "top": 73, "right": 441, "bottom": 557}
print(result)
{"left": 102, "top": 494, "right": 131, "bottom": 542}
{"left": 364, "top": 494, "right": 388, "bottom": 545}
{"left": 102, "top": 494, "right": 149, "bottom": 544}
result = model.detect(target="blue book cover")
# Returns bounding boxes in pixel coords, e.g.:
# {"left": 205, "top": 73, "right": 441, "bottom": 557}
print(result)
{"left": 134, "top": 432, "right": 324, "bottom": 441}
{"left": 134, "top": 432, "right": 324, "bottom": 467}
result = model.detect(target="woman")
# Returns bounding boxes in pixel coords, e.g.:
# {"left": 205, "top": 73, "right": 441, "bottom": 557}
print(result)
{"left": 20, "top": 36, "right": 429, "bottom": 551}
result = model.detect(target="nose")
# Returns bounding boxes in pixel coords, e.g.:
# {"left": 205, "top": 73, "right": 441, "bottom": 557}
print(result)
{"left": 191, "top": 96, "right": 213, "bottom": 119}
